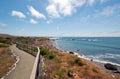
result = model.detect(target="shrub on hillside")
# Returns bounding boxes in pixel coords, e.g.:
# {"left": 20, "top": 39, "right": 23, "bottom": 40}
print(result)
{"left": 55, "top": 68, "right": 65, "bottom": 78}
{"left": 40, "top": 47, "right": 48, "bottom": 56}
{"left": 74, "top": 58, "right": 84, "bottom": 66}
{"left": 47, "top": 52, "right": 55, "bottom": 60}
{"left": 0, "top": 43, "right": 9, "bottom": 47}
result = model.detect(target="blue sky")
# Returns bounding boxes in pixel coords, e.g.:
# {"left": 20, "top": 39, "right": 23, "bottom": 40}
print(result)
{"left": 0, "top": 0, "right": 120, "bottom": 37}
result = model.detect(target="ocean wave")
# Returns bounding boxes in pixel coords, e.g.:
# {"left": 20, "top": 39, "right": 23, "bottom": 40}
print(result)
{"left": 81, "top": 38, "right": 101, "bottom": 42}
{"left": 73, "top": 52, "right": 120, "bottom": 66}
{"left": 82, "top": 42, "right": 120, "bottom": 50}
{"left": 88, "top": 53, "right": 120, "bottom": 59}
{"left": 94, "top": 60, "right": 120, "bottom": 67}
{"left": 88, "top": 39, "right": 100, "bottom": 42}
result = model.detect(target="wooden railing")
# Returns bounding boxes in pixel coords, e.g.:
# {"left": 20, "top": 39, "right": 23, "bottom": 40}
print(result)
{"left": 30, "top": 47, "right": 40, "bottom": 79}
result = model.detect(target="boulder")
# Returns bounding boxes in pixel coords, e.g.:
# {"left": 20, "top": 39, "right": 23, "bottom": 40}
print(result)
{"left": 113, "top": 70, "right": 120, "bottom": 74}
{"left": 67, "top": 71, "right": 73, "bottom": 77}
{"left": 104, "top": 63, "right": 117, "bottom": 70}
{"left": 69, "top": 51, "right": 74, "bottom": 54}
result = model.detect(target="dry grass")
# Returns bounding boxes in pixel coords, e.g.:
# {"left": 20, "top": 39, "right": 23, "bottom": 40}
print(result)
{"left": 40, "top": 48, "right": 115, "bottom": 79}
{"left": 0, "top": 48, "right": 16, "bottom": 78}
{"left": 37, "top": 38, "right": 115, "bottom": 79}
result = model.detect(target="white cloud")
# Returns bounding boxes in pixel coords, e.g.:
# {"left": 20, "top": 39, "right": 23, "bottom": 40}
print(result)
{"left": 46, "top": 0, "right": 86, "bottom": 18}
{"left": 30, "top": 19, "right": 38, "bottom": 24}
{"left": 46, "top": 4, "right": 60, "bottom": 18}
{"left": 11, "top": 10, "right": 26, "bottom": 19}
{"left": 95, "top": 4, "right": 120, "bottom": 17}
{"left": 0, "top": 22, "right": 7, "bottom": 27}
{"left": 87, "top": 0, "right": 95, "bottom": 6}
{"left": 28, "top": 6, "right": 46, "bottom": 19}
{"left": 46, "top": 0, "right": 108, "bottom": 18}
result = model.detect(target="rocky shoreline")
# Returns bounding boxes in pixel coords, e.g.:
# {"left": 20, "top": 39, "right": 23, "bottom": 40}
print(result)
{"left": 34, "top": 38, "right": 116, "bottom": 79}
{"left": 50, "top": 38, "right": 120, "bottom": 79}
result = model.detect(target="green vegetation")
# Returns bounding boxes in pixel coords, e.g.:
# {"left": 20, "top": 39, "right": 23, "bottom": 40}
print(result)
{"left": 0, "top": 43, "right": 9, "bottom": 47}
{"left": 0, "top": 37, "right": 13, "bottom": 47}
{"left": 0, "top": 36, "right": 111, "bottom": 79}
{"left": 74, "top": 58, "right": 84, "bottom": 66}
{"left": 15, "top": 37, "right": 33, "bottom": 44}
{"left": 40, "top": 47, "right": 56, "bottom": 60}
{"left": 0, "top": 37, "right": 13, "bottom": 44}
{"left": 55, "top": 68, "right": 65, "bottom": 78}
{"left": 40, "top": 47, "right": 48, "bottom": 56}
{"left": 47, "top": 52, "right": 55, "bottom": 59}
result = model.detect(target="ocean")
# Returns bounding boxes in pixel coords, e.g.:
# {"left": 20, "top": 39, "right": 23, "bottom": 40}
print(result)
{"left": 52, "top": 37, "right": 120, "bottom": 66}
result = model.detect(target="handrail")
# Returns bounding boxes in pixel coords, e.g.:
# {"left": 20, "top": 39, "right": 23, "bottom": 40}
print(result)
{"left": 30, "top": 47, "right": 40, "bottom": 79}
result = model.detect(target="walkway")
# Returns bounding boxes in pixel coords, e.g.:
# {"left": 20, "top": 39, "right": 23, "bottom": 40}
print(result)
{"left": 5, "top": 45, "right": 35, "bottom": 79}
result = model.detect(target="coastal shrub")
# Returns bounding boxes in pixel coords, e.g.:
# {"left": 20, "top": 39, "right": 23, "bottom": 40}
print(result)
{"left": 47, "top": 52, "right": 55, "bottom": 60}
{"left": 40, "top": 47, "right": 48, "bottom": 56}
{"left": 0, "top": 43, "right": 9, "bottom": 47}
{"left": 0, "top": 37, "right": 12, "bottom": 44}
{"left": 74, "top": 58, "right": 84, "bottom": 66}
{"left": 55, "top": 68, "right": 65, "bottom": 78}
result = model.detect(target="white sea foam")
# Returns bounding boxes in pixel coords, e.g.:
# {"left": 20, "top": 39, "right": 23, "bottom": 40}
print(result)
{"left": 72, "top": 52, "right": 120, "bottom": 66}
{"left": 88, "top": 39, "right": 100, "bottom": 42}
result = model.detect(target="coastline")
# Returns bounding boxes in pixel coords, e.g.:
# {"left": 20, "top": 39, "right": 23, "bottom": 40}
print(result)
{"left": 51, "top": 38, "right": 120, "bottom": 79}
{"left": 74, "top": 51, "right": 120, "bottom": 79}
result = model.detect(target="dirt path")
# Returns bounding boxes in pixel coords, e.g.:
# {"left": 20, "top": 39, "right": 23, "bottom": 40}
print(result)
{"left": 5, "top": 45, "right": 35, "bottom": 79}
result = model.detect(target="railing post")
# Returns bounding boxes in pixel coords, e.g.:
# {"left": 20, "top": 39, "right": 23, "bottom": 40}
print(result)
{"left": 30, "top": 47, "right": 40, "bottom": 79}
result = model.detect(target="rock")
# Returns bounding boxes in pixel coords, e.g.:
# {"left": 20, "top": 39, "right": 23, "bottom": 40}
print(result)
{"left": 68, "top": 71, "right": 73, "bottom": 77}
{"left": 69, "top": 51, "right": 74, "bottom": 54}
{"left": 71, "top": 39, "right": 75, "bottom": 41}
{"left": 113, "top": 70, "right": 120, "bottom": 74}
{"left": 104, "top": 63, "right": 117, "bottom": 70}
{"left": 90, "top": 59, "right": 93, "bottom": 61}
